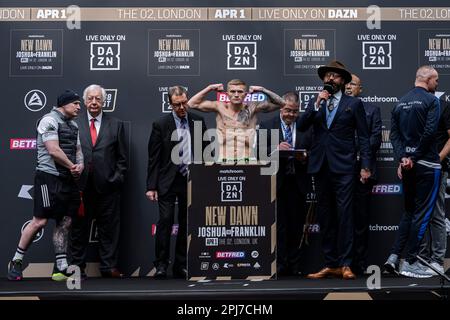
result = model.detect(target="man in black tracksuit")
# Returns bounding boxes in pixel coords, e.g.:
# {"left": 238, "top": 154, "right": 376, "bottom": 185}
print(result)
{"left": 384, "top": 65, "right": 441, "bottom": 278}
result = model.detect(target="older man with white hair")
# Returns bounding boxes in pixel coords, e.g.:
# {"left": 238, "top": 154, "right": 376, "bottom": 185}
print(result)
{"left": 69, "top": 84, "right": 128, "bottom": 279}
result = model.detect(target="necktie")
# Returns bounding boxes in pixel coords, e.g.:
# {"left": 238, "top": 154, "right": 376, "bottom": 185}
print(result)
{"left": 283, "top": 125, "right": 295, "bottom": 175}
{"left": 178, "top": 118, "right": 190, "bottom": 176}
{"left": 284, "top": 125, "right": 293, "bottom": 146}
{"left": 90, "top": 118, "right": 97, "bottom": 146}
{"left": 327, "top": 96, "right": 335, "bottom": 112}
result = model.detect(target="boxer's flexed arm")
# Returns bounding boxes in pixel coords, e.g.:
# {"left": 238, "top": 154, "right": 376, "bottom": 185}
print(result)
{"left": 188, "top": 83, "right": 223, "bottom": 112}
{"left": 249, "top": 86, "right": 285, "bottom": 113}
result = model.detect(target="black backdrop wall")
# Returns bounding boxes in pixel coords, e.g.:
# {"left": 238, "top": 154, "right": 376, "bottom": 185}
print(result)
{"left": 1, "top": 0, "right": 449, "bottom": 277}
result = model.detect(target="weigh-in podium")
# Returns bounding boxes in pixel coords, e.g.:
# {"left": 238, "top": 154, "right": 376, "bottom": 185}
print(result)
{"left": 187, "top": 162, "right": 276, "bottom": 280}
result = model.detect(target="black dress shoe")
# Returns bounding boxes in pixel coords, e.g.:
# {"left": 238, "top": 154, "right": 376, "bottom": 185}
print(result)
{"left": 173, "top": 267, "right": 188, "bottom": 279}
{"left": 290, "top": 268, "right": 303, "bottom": 277}
{"left": 154, "top": 265, "right": 167, "bottom": 279}
{"left": 101, "top": 268, "right": 123, "bottom": 278}
{"left": 277, "top": 267, "right": 290, "bottom": 277}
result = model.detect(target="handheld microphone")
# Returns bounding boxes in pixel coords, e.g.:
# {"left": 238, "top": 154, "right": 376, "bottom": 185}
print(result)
{"left": 319, "top": 83, "right": 335, "bottom": 105}
{"left": 323, "top": 83, "right": 334, "bottom": 95}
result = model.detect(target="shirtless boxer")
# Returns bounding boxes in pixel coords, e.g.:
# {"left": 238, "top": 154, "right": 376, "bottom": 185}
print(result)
{"left": 188, "top": 79, "right": 285, "bottom": 160}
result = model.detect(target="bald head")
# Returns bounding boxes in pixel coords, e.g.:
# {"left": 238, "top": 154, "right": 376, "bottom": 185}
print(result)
{"left": 415, "top": 65, "right": 439, "bottom": 93}
{"left": 345, "top": 74, "right": 362, "bottom": 97}
{"left": 416, "top": 65, "right": 436, "bottom": 80}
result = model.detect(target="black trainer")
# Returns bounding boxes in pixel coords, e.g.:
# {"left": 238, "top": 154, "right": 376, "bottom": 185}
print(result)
{"left": 7, "top": 260, "right": 23, "bottom": 281}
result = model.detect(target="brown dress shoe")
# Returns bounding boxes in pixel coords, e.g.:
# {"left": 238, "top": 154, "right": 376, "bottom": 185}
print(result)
{"left": 342, "top": 266, "right": 356, "bottom": 280}
{"left": 307, "top": 267, "right": 342, "bottom": 279}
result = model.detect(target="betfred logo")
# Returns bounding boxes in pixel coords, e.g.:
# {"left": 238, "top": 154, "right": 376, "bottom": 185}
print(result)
{"left": 372, "top": 184, "right": 402, "bottom": 195}
{"left": 216, "top": 92, "right": 266, "bottom": 103}
{"left": 10, "top": 138, "right": 36, "bottom": 150}
{"left": 216, "top": 251, "right": 245, "bottom": 259}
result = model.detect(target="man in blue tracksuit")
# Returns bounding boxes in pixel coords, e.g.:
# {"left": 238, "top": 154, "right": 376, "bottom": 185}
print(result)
{"left": 384, "top": 65, "right": 441, "bottom": 278}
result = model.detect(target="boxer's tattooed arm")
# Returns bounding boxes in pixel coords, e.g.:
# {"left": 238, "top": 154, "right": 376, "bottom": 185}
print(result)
{"left": 252, "top": 88, "right": 285, "bottom": 113}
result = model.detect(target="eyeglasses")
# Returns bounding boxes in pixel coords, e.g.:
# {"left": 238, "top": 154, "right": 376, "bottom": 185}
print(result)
{"left": 324, "top": 72, "right": 342, "bottom": 79}
{"left": 172, "top": 101, "right": 187, "bottom": 109}
{"left": 282, "top": 108, "right": 299, "bottom": 114}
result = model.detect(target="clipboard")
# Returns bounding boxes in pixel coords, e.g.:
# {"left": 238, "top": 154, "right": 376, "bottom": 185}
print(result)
{"left": 269, "top": 148, "right": 308, "bottom": 161}
{"left": 279, "top": 149, "right": 307, "bottom": 158}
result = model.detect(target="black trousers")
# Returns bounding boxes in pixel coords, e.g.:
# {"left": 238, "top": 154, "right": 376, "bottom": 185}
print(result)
{"left": 315, "top": 163, "right": 354, "bottom": 268}
{"left": 154, "top": 172, "right": 187, "bottom": 270}
{"left": 70, "top": 175, "right": 121, "bottom": 272}
{"left": 276, "top": 175, "right": 306, "bottom": 274}
{"left": 352, "top": 178, "right": 375, "bottom": 273}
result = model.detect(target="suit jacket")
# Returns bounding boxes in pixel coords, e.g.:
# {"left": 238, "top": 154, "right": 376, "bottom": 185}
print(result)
{"left": 77, "top": 112, "right": 128, "bottom": 194}
{"left": 259, "top": 115, "right": 312, "bottom": 195}
{"left": 358, "top": 101, "right": 382, "bottom": 181}
{"left": 298, "top": 93, "right": 371, "bottom": 175}
{"left": 146, "top": 111, "right": 207, "bottom": 196}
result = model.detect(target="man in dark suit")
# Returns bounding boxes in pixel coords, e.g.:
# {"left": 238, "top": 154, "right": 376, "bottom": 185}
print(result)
{"left": 146, "top": 85, "right": 208, "bottom": 279}
{"left": 70, "top": 84, "right": 128, "bottom": 278}
{"left": 259, "top": 92, "right": 312, "bottom": 276}
{"left": 298, "top": 61, "right": 371, "bottom": 280}
{"left": 345, "top": 74, "right": 382, "bottom": 275}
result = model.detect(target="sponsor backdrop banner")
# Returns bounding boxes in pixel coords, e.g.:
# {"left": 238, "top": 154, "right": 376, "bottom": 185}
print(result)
{"left": 187, "top": 164, "right": 276, "bottom": 280}
{"left": 1, "top": 0, "right": 450, "bottom": 277}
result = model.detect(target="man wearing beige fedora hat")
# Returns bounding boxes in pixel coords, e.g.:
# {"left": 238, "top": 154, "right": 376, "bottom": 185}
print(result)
{"left": 298, "top": 60, "right": 371, "bottom": 280}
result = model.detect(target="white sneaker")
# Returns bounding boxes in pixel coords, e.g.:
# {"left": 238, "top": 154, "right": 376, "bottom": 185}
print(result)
{"left": 400, "top": 261, "right": 434, "bottom": 278}
{"left": 424, "top": 262, "right": 444, "bottom": 276}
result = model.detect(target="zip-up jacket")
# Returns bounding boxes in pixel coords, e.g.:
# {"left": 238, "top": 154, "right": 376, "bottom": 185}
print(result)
{"left": 390, "top": 87, "right": 440, "bottom": 165}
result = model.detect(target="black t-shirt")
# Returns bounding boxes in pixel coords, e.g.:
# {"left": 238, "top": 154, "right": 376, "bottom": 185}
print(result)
{"left": 436, "top": 97, "right": 450, "bottom": 169}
